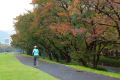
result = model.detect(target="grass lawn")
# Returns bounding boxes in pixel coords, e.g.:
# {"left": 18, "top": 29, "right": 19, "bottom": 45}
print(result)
{"left": 22, "top": 54, "right": 120, "bottom": 79}
{"left": 0, "top": 54, "right": 58, "bottom": 80}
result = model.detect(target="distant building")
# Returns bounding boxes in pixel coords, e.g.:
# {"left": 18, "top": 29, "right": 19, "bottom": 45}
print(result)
{"left": 5, "top": 39, "right": 9, "bottom": 44}
{"left": 3, "top": 39, "right": 11, "bottom": 45}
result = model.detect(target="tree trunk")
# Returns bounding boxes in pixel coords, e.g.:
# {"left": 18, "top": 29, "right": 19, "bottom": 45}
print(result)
{"left": 96, "top": 54, "right": 100, "bottom": 66}
{"left": 53, "top": 53, "right": 59, "bottom": 62}
{"left": 93, "top": 54, "right": 100, "bottom": 69}
{"left": 116, "top": 27, "right": 120, "bottom": 39}
{"left": 93, "top": 55, "right": 97, "bottom": 69}
{"left": 26, "top": 49, "right": 32, "bottom": 55}
{"left": 48, "top": 53, "right": 52, "bottom": 60}
{"left": 60, "top": 53, "right": 66, "bottom": 60}
{"left": 46, "top": 49, "right": 53, "bottom": 60}
{"left": 79, "top": 58, "right": 87, "bottom": 67}
{"left": 65, "top": 54, "right": 71, "bottom": 63}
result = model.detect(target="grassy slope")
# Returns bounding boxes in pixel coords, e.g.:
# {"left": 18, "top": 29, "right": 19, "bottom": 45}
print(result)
{"left": 0, "top": 54, "right": 58, "bottom": 80}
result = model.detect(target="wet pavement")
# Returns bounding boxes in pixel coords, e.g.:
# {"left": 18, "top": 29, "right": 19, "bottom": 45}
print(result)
{"left": 15, "top": 54, "right": 120, "bottom": 80}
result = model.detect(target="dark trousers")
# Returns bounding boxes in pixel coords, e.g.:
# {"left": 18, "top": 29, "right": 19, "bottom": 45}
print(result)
{"left": 34, "top": 55, "right": 38, "bottom": 66}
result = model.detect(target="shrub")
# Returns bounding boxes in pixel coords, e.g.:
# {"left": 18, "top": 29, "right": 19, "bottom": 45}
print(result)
{"left": 99, "top": 56, "right": 120, "bottom": 67}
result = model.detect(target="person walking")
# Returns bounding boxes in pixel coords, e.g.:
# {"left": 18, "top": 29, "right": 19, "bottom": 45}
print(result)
{"left": 32, "top": 46, "right": 39, "bottom": 67}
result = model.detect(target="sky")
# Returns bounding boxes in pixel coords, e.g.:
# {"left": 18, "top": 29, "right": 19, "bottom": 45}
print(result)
{"left": 0, "top": 0, "right": 33, "bottom": 32}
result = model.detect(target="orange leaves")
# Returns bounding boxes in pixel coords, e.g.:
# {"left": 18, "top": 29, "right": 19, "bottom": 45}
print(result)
{"left": 87, "top": 26, "right": 106, "bottom": 43}
{"left": 80, "top": 27, "right": 88, "bottom": 32}
{"left": 109, "top": 0, "right": 120, "bottom": 9}
{"left": 43, "top": 1, "right": 53, "bottom": 12}
{"left": 95, "top": 27, "right": 106, "bottom": 35}
{"left": 91, "top": 27, "right": 106, "bottom": 38}
{"left": 87, "top": 38, "right": 94, "bottom": 43}
{"left": 71, "top": 27, "right": 87, "bottom": 36}
{"left": 32, "top": 0, "right": 41, "bottom": 3}
{"left": 61, "top": 42, "right": 65, "bottom": 45}
{"left": 46, "top": 1, "right": 53, "bottom": 8}
{"left": 67, "top": 6, "right": 73, "bottom": 11}
{"left": 50, "top": 24, "right": 71, "bottom": 35}
{"left": 11, "top": 34, "right": 17, "bottom": 39}
{"left": 73, "top": 0, "right": 79, "bottom": 7}
{"left": 33, "top": 0, "right": 54, "bottom": 18}
{"left": 57, "top": 12, "right": 68, "bottom": 16}
{"left": 71, "top": 29, "right": 77, "bottom": 36}
{"left": 50, "top": 24, "right": 87, "bottom": 36}
{"left": 32, "top": 0, "right": 36, "bottom": 3}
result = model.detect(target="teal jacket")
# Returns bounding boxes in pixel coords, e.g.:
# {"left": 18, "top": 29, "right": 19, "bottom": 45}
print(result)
{"left": 33, "top": 49, "right": 39, "bottom": 56}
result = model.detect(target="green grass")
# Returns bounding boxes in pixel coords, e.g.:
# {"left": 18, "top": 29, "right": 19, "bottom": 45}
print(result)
{"left": 21, "top": 54, "right": 120, "bottom": 79}
{"left": 0, "top": 54, "right": 59, "bottom": 80}
{"left": 0, "top": 43, "right": 8, "bottom": 46}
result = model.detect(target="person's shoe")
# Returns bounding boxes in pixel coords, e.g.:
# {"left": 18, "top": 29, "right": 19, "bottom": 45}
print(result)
{"left": 34, "top": 65, "right": 39, "bottom": 68}
{"left": 34, "top": 65, "right": 36, "bottom": 67}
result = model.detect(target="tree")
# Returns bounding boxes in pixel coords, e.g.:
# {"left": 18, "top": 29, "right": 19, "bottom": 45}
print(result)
{"left": 11, "top": 0, "right": 120, "bottom": 69}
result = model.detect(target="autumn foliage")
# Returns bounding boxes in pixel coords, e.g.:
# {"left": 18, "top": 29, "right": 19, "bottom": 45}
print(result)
{"left": 11, "top": 0, "right": 120, "bottom": 69}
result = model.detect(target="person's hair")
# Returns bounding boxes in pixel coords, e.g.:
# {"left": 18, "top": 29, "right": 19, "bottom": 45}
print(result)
{"left": 34, "top": 46, "right": 37, "bottom": 49}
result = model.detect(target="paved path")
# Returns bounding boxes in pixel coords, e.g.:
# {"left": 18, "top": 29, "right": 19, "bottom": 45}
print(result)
{"left": 15, "top": 54, "right": 120, "bottom": 80}
{"left": 104, "top": 66, "right": 120, "bottom": 73}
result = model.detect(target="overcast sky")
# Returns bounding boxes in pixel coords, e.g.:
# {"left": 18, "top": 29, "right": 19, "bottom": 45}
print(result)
{"left": 0, "top": 0, "right": 33, "bottom": 31}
